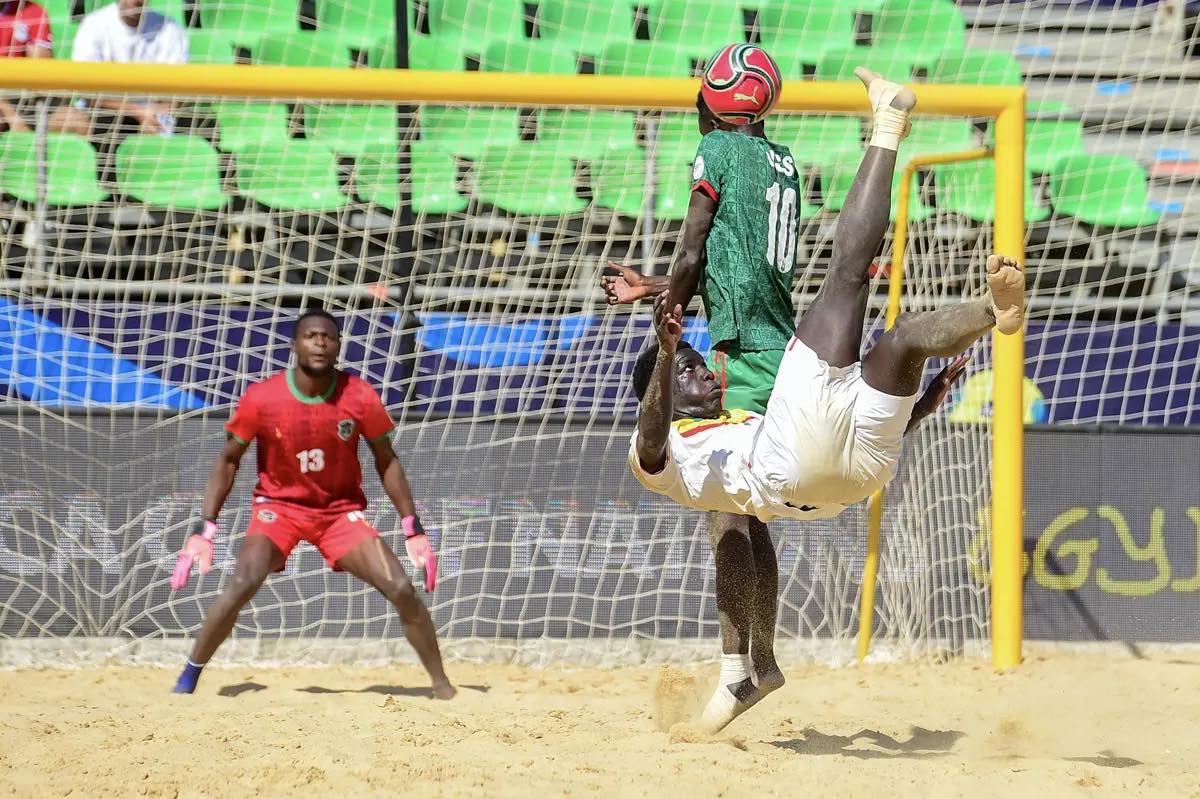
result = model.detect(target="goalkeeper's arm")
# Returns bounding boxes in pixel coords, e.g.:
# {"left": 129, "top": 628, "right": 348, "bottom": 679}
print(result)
{"left": 171, "top": 436, "right": 248, "bottom": 590}
{"left": 200, "top": 436, "right": 249, "bottom": 522}
{"left": 368, "top": 436, "right": 438, "bottom": 592}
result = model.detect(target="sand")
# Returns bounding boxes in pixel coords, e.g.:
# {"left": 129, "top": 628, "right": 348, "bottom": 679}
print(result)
{"left": 2, "top": 652, "right": 1199, "bottom": 798}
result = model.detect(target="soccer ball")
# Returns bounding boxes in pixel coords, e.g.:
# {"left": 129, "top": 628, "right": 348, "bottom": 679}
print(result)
{"left": 700, "top": 43, "right": 783, "bottom": 125}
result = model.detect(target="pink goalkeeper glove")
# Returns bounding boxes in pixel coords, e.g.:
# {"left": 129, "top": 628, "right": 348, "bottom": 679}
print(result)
{"left": 171, "top": 519, "right": 217, "bottom": 591}
{"left": 402, "top": 515, "right": 437, "bottom": 593}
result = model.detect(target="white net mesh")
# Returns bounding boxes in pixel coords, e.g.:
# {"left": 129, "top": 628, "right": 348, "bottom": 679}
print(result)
{"left": 1, "top": 0, "right": 1196, "bottom": 666}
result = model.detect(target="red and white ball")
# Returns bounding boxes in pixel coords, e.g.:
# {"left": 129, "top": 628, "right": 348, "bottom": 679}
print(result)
{"left": 700, "top": 44, "right": 783, "bottom": 125}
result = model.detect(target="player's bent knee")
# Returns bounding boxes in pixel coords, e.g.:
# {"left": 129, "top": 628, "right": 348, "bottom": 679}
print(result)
{"left": 381, "top": 576, "right": 420, "bottom": 618}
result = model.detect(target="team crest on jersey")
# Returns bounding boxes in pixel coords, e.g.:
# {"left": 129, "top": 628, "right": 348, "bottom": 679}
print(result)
{"left": 337, "top": 419, "right": 355, "bottom": 441}
{"left": 257, "top": 509, "right": 277, "bottom": 522}
{"left": 693, "top": 155, "right": 705, "bottom": 181}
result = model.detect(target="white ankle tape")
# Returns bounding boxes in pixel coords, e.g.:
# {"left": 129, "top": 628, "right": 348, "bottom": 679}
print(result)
{"left": 718, "top": 653, "right": 751, "bottom": 686}
{"left": 870, "top": 106, "right": 909, "bottom": 151}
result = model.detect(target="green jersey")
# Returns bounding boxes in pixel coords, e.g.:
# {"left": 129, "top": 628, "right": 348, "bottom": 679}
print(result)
{"left": 691, "top": 129, "right": 799, "bottom": 352}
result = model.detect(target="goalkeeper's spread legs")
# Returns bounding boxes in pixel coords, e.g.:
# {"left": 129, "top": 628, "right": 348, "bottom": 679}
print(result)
{"left": 337, "top": 537, "right": 456, "bottom": 699}
{"left": 173, "top": 535, "right": 281, "bottom": 693}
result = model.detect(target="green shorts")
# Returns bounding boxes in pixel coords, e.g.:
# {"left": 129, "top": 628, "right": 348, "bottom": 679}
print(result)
{"left": 708, "top": 345, "right": 785, "bottom": 415}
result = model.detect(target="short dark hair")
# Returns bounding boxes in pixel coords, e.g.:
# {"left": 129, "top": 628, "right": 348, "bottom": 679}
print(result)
{"left": 294, "top": 307, "right": 340, "bottom": 338}
{"left": 696, "top": 91, "right": 714, "bottom": 120}
{"left": 632, "top": 340, "right": 694, "bottom": 403}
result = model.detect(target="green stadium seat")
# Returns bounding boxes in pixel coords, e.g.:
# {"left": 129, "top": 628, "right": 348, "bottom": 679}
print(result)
{"left": 305, "top": 104, "right": 398, "bottom": 156}
{"left": 536, "top": 0, "right": 635, "bottom": 55}
{"left": 758, "top": 3, "right": 856, "bottom": 78}
{"left": 474, "top": 143, "right": 586, "bottom": 216}
{"left": 931, "top": 50, "right": 1023, "bottom": 86}
{"left": 235, "top": 140, "right": 347, "bottom": 211}
{"left": 355, "top": 142, "right": 468, "bottom": 214}
{"left": 592, "top": 149, "right": 648, "bottom": 217}
{"left": 480, "top": 40, "right": 579, "bottom": 74}
{"left": 653, "top": 159, "right": 698, "bottom": 221}
{"left": 114, "top": 135, "right": 227, "bottom": 210}
{"left": 187, "top": 30, "right": 239, "bottom": 65}
{"left": 0, "top": 132, "right": 106, "bottom": 205}
{"left": 369, "top": 34, "right": 465, "bottom": 70}
{"left": 316, "top": 0, "right": 412, "bottom": 48}
{"left": 419, "top": 107, "right": 520, "bottom": 159}
{"left": 84, "top": 0, "right": 185, "bottom": 23}
{"left": 252, "top": 31, "right": 351, "bottom": 68}
{"left": 536, "top": 110, "right": 636, "bottom": 160}
{"left": 816, "top": 46, "right": 916, "bottom": 83}
{"left": 200, "top": 0, "right": 299, "bottom": 47}
{"left": 936, "top": 161, "right": 1048, "bottom": 223}
{"left": 871, "top": 0, "right": 966, "bottom": 68}
{"left": 769, "top": 115, "right": 862, "bottom": 165}
{"left": 1025, "top": 115, "right": 1086, "bottom": 175}
{"left": 1049, "top": 154, "right": 1162, "bottom": 228}
{"left": 213, "top": 102, "right": 290, "bottom": 153}
{"left": 425, "top": 0, "right": 525, "bottom": 55}
{"left": 52, "top": 21, "right": 77, "bottom": 59}
{"left": 596, "top": 40, "right": 696, "bottom": 77}
{"left": 901, "top": 118, "right": 977, "bottom": 159}
{"left": 822, "top": 161, "right": 931, "bottom": 222}
{"left": 651, "top": 113, "right": 702, "bottom": 164}
{"left": 649, "top": 0, "right": 744, "bottom": 51}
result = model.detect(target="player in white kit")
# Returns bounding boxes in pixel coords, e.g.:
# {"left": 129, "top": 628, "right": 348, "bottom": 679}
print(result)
{"left": 627, "top": 71, "right": 1026, "bottom": 733}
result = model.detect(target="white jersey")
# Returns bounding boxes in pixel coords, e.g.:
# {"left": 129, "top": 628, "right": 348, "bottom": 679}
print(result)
{"left": 628, "top": 409, "right": 845, "bottom": 523}
{"left": 72, "top": 4, "right": 188, "bottom": 64}
{"left": 629, "top": 339, "right": 921, "bottom": 522}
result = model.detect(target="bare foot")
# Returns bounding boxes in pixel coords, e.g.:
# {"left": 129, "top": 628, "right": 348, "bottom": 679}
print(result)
{"left": 432, "top": 681, "right": 457, "bottom": 700}
{"left": 986, "top": 253, "right": 1026, "bottom": 335}
{"left": 854, "top": 65, "right": 917, "bottom": 112}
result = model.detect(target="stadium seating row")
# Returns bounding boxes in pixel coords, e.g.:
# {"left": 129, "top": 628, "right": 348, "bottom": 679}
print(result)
{"left": 0, "top": 130, "right": 1161, "bottom": 228}
{"left": 44, "top": 0, "right": 977, "bottom": 79}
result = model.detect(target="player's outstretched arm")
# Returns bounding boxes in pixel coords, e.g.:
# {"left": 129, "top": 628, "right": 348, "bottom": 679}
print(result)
{"left": 905, "top": 353, "right": 971, "bottom": 434}
{"left": 600, "top": 262, "right": 669, "bottom": 305}
{"left": 636, "top": 292, "right": 684, "bottom": 474}
{"left": 369, "top": 437, "right": 438, "bottom": 592}
{"left": 171, "top": 436, "right": 248, "bottom": 590}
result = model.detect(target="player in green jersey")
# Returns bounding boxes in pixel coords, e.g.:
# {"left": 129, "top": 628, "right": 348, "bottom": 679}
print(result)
{"left": 603, "top": 46, "right": 801, "bottom": 733}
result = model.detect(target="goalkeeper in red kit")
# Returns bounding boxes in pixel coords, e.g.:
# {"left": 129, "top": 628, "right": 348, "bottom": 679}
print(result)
{"left": 170, "top": 308, "right": 454, "bottom": 698}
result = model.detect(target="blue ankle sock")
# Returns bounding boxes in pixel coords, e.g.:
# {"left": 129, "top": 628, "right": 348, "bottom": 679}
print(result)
{"left": 173, "top": 659, "right": 205, "bottom": 694}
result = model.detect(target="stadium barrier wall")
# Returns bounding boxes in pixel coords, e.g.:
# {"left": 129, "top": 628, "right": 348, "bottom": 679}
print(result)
{"left": 1, "top": 417, "right": 1197, "bottom": 663}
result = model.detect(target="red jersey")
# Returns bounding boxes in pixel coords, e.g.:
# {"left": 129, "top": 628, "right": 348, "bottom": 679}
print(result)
{"left": 0, "top": 2, "right": 51, "bottom": 57}
{"left": 225, "top": 370, "right": 395, "bottom": 512}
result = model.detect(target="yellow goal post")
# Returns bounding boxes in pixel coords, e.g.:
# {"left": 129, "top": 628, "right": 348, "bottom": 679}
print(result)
{"left": 0, "top": 61, "right": 1025, "bottom": 669}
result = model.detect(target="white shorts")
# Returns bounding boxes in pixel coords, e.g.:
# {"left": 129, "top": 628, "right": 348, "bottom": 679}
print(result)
{"left": 751, "top": 337, "right": 919, "bottom": 507}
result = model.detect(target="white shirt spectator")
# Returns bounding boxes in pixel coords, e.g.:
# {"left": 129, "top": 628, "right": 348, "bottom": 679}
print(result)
{"left": 72, "top": 1, "right": 187, "bottom": 64}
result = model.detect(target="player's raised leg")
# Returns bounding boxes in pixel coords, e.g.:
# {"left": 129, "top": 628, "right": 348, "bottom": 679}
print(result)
{"left": 793, "top": 67, "right": 916, "bottom": 367}
{"left": 173, "top": 535, "right": 284, "bottom": 693}
{"left": 335, "top": 537, "right": 456, "bottom": 699}
{"left": 863, "top": 254, "right": 1026, "bottom": 396}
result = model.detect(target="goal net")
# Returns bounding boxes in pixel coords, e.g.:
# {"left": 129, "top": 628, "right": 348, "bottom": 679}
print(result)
{"left": 0, "top": 0, "right": 1192, "bottom": 666}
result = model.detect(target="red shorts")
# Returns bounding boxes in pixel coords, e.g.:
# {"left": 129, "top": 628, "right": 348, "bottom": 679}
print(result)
{"left": 246, "top": 501, "right": 379, "bottom": 571}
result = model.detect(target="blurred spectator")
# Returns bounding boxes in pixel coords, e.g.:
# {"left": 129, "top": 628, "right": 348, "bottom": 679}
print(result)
{"left": 0, "top": 1, "right": 53, "bottom": 132}
{"left": 49, "top": 0, "right": 188, "bottom": 136}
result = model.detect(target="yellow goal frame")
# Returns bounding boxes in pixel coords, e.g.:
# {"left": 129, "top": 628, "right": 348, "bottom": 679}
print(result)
{"left": 0, "top": 62, "right": 1026, "bottom": 669}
